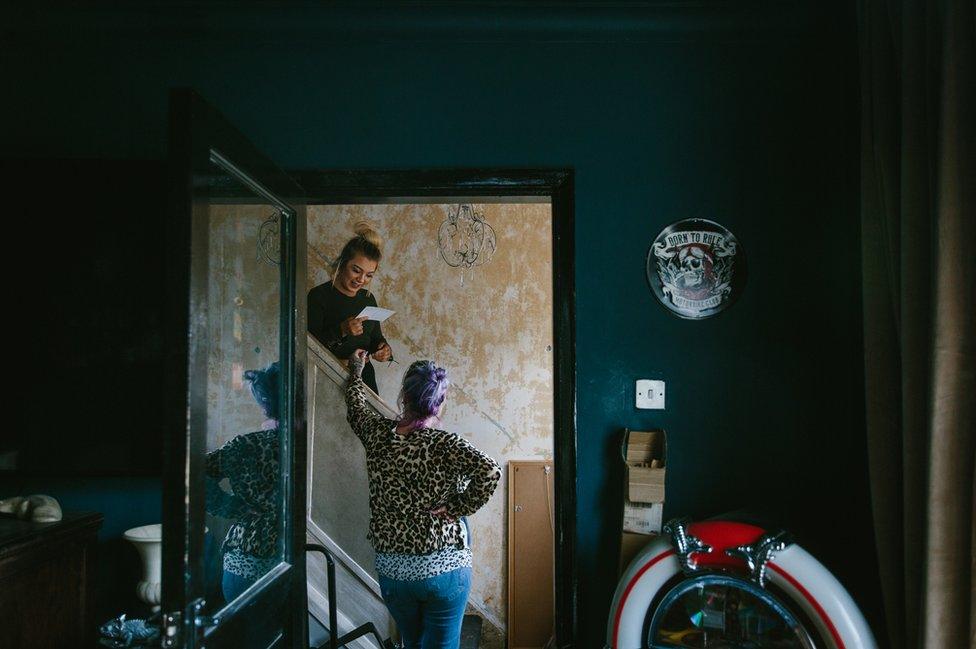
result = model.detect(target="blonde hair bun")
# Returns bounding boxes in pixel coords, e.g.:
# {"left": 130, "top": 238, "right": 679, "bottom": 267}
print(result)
{"left": 353, "top": 220, "right": 383, "bottom": 250}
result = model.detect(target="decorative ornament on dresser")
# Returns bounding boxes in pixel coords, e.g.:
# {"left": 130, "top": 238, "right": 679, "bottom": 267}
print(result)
{"left": 0, "top": 494, "right": 63, "bottom": 522}
{"left": 123, "top": 524, "right": 162, "bottom": 611}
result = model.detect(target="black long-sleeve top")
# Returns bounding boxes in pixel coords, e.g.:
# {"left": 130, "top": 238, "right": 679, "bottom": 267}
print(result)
{"left": 307, "top": 280, "right": 387, "bottom": 393}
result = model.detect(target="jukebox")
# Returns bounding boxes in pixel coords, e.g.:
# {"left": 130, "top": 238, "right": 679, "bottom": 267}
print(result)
{"left": 606, "top": 518, "right": 877, "bottom": 648}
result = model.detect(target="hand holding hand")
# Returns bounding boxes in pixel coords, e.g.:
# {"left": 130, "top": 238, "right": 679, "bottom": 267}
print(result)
{"left": 340, "top": 316, "right": 367, "bottom": 337}
{"left": 349, "top": 349, "right": 368, "bottom": 378}
{"left": 372, "top": 342, "right": 393, "bottom": 363}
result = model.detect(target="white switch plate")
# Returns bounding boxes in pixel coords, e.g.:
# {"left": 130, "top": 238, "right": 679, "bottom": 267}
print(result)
{"left": 636, "top": 379, "right": 665, "bottom": 409}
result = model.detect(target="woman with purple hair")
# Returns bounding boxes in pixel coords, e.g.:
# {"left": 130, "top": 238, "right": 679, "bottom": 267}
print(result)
{"left": 345, "top": 349, "right": 501, "bottom": 649}
{"left": 205, "top": 362, "right": 280, "bottom": 604}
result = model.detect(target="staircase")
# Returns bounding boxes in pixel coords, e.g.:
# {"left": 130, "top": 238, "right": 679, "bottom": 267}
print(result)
{"left": 306, "top": 335, "right": 396, "bottom": 648}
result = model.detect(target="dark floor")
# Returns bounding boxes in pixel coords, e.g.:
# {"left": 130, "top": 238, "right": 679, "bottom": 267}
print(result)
{"left": 309, "top": 613, "right": 483, "bottom": 648}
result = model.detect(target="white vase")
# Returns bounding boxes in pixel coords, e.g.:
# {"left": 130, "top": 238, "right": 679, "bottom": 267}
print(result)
{"left": 124, "top": 523, "right": 162, "bottom": 611}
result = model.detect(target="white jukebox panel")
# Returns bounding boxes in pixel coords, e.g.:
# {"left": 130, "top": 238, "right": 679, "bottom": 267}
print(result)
{"left": 606, "top": 520, "right": 877, "bottom": 649}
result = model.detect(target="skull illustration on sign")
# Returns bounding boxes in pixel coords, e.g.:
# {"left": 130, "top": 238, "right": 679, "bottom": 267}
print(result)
{"left": 647, "top": 219, "right": 746, "bottom": 319}
{"left": 677, "top": 245, "right": 714, "bottom": 290}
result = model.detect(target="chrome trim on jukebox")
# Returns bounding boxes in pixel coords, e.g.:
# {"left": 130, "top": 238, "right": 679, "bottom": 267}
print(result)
{"left": 726, "top": 529, "right": 794, "bottom": 587}
{"left": 664, "top": 517, "right": 713, "bottom": 574}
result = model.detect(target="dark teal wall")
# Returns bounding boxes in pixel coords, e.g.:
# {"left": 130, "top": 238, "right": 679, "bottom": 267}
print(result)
{"left": 4, "top": 4, "right": 881, "bottom": 644}
{"left": 0, "top": 477, "right": 162, "bottom": 623}
{"left": 0, "top": 477, "right": 160, "bottom": 544}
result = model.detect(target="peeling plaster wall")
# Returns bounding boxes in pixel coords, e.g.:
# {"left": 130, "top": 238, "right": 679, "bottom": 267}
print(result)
{"left": 206, "top": 205, "right": 282, "bottom": 450}
{"left": 308, "top": 203, "right": 554, "bottom": 627}
{"left": 203, "top": 202, "right": 555, "bottom": 627}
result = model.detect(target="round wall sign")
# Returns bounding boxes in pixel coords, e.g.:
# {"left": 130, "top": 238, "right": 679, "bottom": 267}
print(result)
{"left": 646, "top": 219, "right": 746, "bottom": 319}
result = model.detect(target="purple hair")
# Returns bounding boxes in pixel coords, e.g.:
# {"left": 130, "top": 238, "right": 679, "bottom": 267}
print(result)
{"left": 398, "top": 360, "right": 449, "bottom": 429}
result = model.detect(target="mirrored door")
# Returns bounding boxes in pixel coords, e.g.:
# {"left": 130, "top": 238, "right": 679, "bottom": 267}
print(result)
{"left": 163, "top": 90, "right": 306, "bottom": 649}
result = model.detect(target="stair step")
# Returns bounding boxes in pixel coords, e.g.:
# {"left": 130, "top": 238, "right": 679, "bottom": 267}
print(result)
{"left": 460, "top": 614, "right": 483, "bottom": 649}
{"left": 309, "top": 613, "right": 331, "bottom": 647}
{"left": 311, "top": 611, "right": 481, "bottom": 648}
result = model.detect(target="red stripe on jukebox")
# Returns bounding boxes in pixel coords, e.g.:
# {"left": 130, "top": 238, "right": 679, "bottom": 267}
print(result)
{"left": 769, "top": 562, "right": 845, "bottom": 649}
{"left": 611, "top": 548, "right": 675, "bottom": 648}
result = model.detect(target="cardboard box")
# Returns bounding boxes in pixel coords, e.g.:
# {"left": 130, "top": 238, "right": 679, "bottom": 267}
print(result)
{"left": 619, "top": 531, "right": 658, "bottom": 574}
{"left": 619, "top": 429, "right": 668, "bottom": 575}
{"left": 622, "top": 500, "right": 664, "bottom": 535}
{"left": 623, "top": 430, "right": 667, "bottom": 504}
{"left": 628, "top": 466, "right": 667, "bottom": 503}
{"left": 624, "top": 431, "right": 662, "bottom": 463}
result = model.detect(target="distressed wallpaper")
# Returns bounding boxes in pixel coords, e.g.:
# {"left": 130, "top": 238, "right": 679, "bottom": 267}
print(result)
{"left": 206, "top": 204, "right": 283, "bottom": 450}
{"left": 307, "top": 203, "right": 555, "bottom": 628}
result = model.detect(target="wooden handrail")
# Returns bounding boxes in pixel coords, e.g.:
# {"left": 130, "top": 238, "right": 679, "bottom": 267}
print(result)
{"left": 306, "top": 334, "right": 399, "bottom": 419}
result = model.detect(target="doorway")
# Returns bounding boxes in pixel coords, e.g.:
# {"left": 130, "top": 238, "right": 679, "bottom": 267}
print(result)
{"left": 163, "top": 89, "right": 578, "bottom": 649}
{"left": 295, "top": 170, "right": 577, "bottom": 649}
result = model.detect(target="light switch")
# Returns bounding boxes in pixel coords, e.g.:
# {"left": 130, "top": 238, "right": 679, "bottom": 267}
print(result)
{"left": 636, "top": 379, "right": 665, "bottom": 409}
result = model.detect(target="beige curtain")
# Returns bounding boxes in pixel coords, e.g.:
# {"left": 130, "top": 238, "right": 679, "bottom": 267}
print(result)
{"left": 859, "top": 0, "right": 975, "bottom": 647}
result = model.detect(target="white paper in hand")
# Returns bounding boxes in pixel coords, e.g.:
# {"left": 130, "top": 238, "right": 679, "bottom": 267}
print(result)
{"left": 356, "top": 306, "right": 395, "bottom": 322}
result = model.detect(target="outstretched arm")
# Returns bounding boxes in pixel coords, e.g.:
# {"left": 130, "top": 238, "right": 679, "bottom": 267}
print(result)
{"left": 345, "top": 350, "right": 384, "bottom": 449}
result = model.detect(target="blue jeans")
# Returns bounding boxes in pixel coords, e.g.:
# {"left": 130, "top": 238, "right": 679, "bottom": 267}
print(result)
{"left": 378, "top": 568, "right": 471, "bottom": 649}
{"left": 222, "top": 569, "right": 256, "bottom": 602}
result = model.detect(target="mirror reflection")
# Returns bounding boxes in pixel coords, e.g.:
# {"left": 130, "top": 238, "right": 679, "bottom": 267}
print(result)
{"left": 306, "top": 204, "right": 555, "bottom": 649}
{"left": 205, "top": 362, "right": 281, "bottom": 603}
{"left": 200, "top": 202, "right": 286, "bottom": 612}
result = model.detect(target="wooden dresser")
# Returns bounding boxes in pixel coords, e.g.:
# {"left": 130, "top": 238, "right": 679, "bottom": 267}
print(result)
{"left": 0, "top": 511, "right": 103, "bottom": 649}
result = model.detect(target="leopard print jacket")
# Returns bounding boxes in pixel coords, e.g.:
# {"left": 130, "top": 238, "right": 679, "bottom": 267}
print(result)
{"left": 346, "top": 376, "right": 501, "bottom": 555}
{"left": 205, "top": 429, "right": 278, "bottom": 559}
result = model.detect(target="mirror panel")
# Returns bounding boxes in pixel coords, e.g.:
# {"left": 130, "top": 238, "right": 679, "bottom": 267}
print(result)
{"left": 164, "top": 90, "right": 306, "bottom": 649}
{"left": 200, "top": 191, "right": 288, "bottom": 616}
